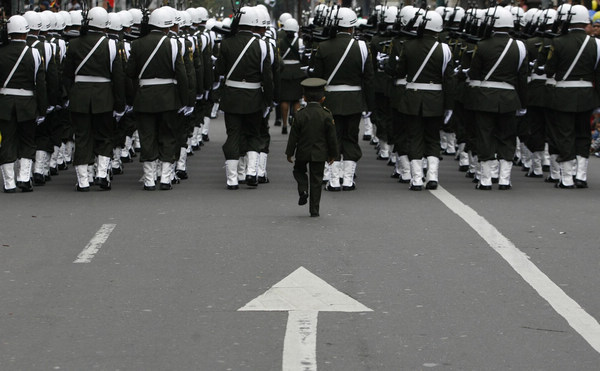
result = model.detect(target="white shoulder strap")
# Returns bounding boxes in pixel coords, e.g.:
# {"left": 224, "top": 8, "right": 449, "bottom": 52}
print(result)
{"left": 484, "top": 39, "right": 513, "bottom": 81}
{"left": 411, "top": 41, "right": 439, "bottom": 83}
{"left": 358, "top": 39, "right": 368, "bottom": 73}
{"left": 563, "top": 35, "right": 590, "bottom": 81}
{"left": 75, "top": 36, "right": 106, "bottom": 76}
{"left": 3, "top": 45, "right": 30, "bottom": 89}
{"left": 138, "top": 35, "right": 167, "bottom": 79}
{"left": 441, "top": 43, "right": 452, "bottom": 74}
{"left": 226, "top": 37, "right": 255, "bottom": 80}
{"left": 281, "top": 34, "right": 298, "bottom": 60}
{"left": 327, "top": 38, "right": 355, "bottom": 85}
{"left": 108, "top": 38, "right": 117, "bottom": 73}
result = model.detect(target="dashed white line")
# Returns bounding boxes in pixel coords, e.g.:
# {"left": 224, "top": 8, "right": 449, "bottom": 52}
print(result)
{"left": 430, "top": 186, "right": 600, "bottom": 353}
{"left": 73, "top": 224, "right": 116, "bottom": 263}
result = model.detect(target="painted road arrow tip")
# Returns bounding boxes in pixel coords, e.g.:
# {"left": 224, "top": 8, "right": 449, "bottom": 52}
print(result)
{"left": 238, "top": 266, "right": 372, "bottom": 312}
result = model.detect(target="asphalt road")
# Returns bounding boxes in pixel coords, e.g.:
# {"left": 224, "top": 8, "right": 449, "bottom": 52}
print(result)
{"left": 1, "top": 115, "right": 599, "bottom": 370}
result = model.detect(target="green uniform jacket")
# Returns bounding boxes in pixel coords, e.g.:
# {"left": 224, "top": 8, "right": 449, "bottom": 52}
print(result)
{"left": 27, "top": 35, "right": 59, "bottom": 106}
{"left": 279, "top": 32, "right": 305, "bottom": 80}
{"left": 196, "top": 29, "right": 214, "bottom": 91}
{"left": 370, "top": 33, "right": 393, "bottom": 95}
{"left": 525, "top": 36, "right": 545, "bottom": 107}
{"left": 466, "top": 33, "right": 527, "bottom": 113}
{"left": 215, "top": 30, "right": 274, "bottom": 114}
{"left": 545, "top": 29, "right": 600, "bottom": 112}
{"left": 285, "top": 102, "right": 339, "bottom": 162}
{"left": 0, "top": 41, "right": 48, "bottom": 121}
{"left": 174, "top": 32, "right": 197, "bottom": 107}
{"left": 63, "top": 30, "right": 126, "bottom": 113}
{"left": 387, "top": 33, "right": 455, "bottom": 117}
{"left": 309, "top": 32, "right": 375, "bottom": 115}
{"left": 126, "top": 30, "right": 188, "bottom": 113}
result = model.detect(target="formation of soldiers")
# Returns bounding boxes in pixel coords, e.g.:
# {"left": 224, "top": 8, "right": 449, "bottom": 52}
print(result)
{"left": 0, "top": 2, "right": 598, "bottom": 193}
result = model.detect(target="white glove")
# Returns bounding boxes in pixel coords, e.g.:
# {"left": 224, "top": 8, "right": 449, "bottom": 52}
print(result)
{"left": 184, "top": 106, "right": 194, "bottom": 117}
{"left": 272, "top": 101, "right": 279, "bottom": 107}
{"left": 212, "top": 82, "right": 220, "bottom": 90}
{"left": 444, "top": 109, "right": 453, "bottom": 125}
{"left": 205, "top": 90, "right": 210, "bottom": 100}
{"left": 363, "top": 111, "right": 372, "bottom": 118}
{"left": 125, "top": 105, "right": 134, "bottom": 114}
{"left": 178, "top": 106, "right": 186, "bottom": 114}
{"left": 516, "top": 108, "right": 527, "bottom": 117}
{"left": 113, "top": 111, "right": 125, "bottom": 122}
{"left": 64, "top": 100, "right": 70, "bottom": 108}
{"left": 263, "top": 106, "right": 271, "bottom": 118}
{"left": 196, "top": 93, "right": 204, "bottom": 101}
{"left": 55, "top": 104, "right": 62, "bottom": 111}
{"left": 46, "top": 106, "right": 55, "bottom": 114}
{"left": 36, "top": 116, "right": 46, "bottom": 125}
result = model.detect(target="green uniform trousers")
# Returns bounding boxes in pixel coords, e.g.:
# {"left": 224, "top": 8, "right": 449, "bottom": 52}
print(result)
{"left": 0, "top": 116, "right": 36, "bottom": 165}
{"left": 222, "top": 111, "right": 262, "bottom": 160}
{"left": 405, "top": 114, "right": 442, "bottom": 161}
{"left": 546, "top": 110, "right": 591, "bottom": 162}
{"left": 524, "top": 106, "right": 546, "bottom": 153}
{"left": 373, "top": 92, "right": 393, "bottom": 143}
{"left": 136, "top": 111, "right": 179, "bottom": 163}
{"left": 293, "top": 160, "right": 325, "bottom": 216}
{"left": 473, "top": 111, "right": 517, "bottom": 162}
{"left": 71, "top": 111, "right": 115, "bottom": 166}
{"left": 333, "top": 113, "right": 362, "bottom": 162}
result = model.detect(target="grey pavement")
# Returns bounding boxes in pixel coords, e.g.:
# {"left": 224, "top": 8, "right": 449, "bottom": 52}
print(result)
{"left": 1, "top": 115, "right": 599, "bottom": 370}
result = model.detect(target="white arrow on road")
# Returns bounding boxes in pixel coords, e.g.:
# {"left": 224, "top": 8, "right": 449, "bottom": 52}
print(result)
{"left": 238, "top": 266, "right": 372, "bottom": 371}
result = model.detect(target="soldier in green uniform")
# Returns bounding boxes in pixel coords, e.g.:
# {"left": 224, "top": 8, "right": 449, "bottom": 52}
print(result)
{"left": 286, "top": 78, "right": 338, "bottom": 217}
{"left": 309, "top": 7, "right": 374, "bottom": 191}
{"left": 0, "top": 15, "right": 48, "bottom": 193}
{"left": 126, "top": 7, "right": 189, "bottom": 191}
{"left": 278, "top": 17, "right": 303, "bottom": 135}
{"left": 63, "top": 7, "right": 126, "bottom": 192}
{"left": 545, "top": 5, "right": 600, "bottom": 189}
{"left": 467, "top": 7, "right": 527, "bottom": 190}
{"left": 215, "top": 6, "right": 273, "bottom": 189}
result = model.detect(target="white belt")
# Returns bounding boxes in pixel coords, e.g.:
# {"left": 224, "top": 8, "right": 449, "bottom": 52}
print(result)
{"left": 528, "top": 73, "right": 546, "bottom": 83}
{"left": 283, "top": 60, "right": 300, "bottom": 65}
{"left": 394, "top": 78, "right": 407, "bottom": 86}
{"left": 75, "top": 75, "right": 111, "bottom": 83}
{"left": 554, "top": 80, "right": 593, "bottom": 88}
{"left": 0, "top": 88, "right": 34, "bottom": 97}
{"left": 225, "top": 80, "right": 262, "bottom": 89}
{"left": 469, "top": 80, "right": 514, "bottom": 90}
{"left": 139, "top": 78, "right": 177, "bottom": 87}
{"left": 406, "top": 82, "right": 442, "bottom": 91}
{"left": 325, "top": 84, "right": 362, "bottom": 92}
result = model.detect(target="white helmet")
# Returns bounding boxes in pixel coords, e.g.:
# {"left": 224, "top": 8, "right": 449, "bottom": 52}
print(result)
{"left": 557, "top": 4, "right": 572, "bottom": 22}
{"left": 54, "top": 11, "right": 67, "bottom": 30}
{"left": 162, "top": 6, "right": 180, "bottom": 26}
{"left": 87, "top": 7, "right": 109, "bottom": 29}
{"left": 39, "top": 11, "right": 52, "bottom": 32}
{"left": 336, "top": 7, "right": 357, "bottom": 28}
{"left": 487, "top": 7, "right": 513, "bottom": 28}
{"left": 129, "top": 8, "right": 143, "bottom": 25}
{"left": 108, "top": 13, "right": 122, "bottom": 31}
{"left": 283, "top": 18, "right": 299, "bottom": 32}
{"left": 399, "top": 6, "right": 416, "bottom": 26}
{"left": 417, "top": 10, "right": 443, "bottom": 33}
{"left": 444, "top": 7, "right": 465, "bottom": 23}
{"left": 435, "top": 6, "right": 447, "bottom": 20}
{"left": 569, "top": 5, "right": 590, "bottom": 25}
{"left": 279, "top": 12, "right": 292, "bottom": 25}
{"left": 7, "top": 15, "right": 30, "bottom": 34}
{"left": 540, "top": 8, "right": 557, "bottom": 26}
{"left": 256, "top": 6, "right": 271, "bottom": 27}
{"left": 69, "top": 10, "right": 83, "bottom": 26}
{"left": 522, "top": 8, "right": 538, "bottom": 26}
{"left": 118, "top": 10, "right": 134, "bottom": 28}
{"left": 42, "top": 11, "right": 58, "bottom": 31}
{"left": 23, "top": 10, "right": 42, "bottom": 31}
{"left": 510, "top": 6, "right": 524, "bottom": 25}
{"left": 58, "top": 11, "right": 71, "bottom": 27}
{"left": 186, "top": 8, "right": 200, "bottom": 24}
{"left": 205, "top": 18, "right": 216, "bottom": 30}
{"left": 239, "top": 6, "right": 258, "bottom": 27}
{"left": 222, "top": 17, "right": 232, "bottom": 27}
{"left": 383, "top": 6, "right": 398, "bottom": 24}
{"left": 181, "top": 11, "right": 193, "bottom": 27}
{"left": 196, "top": 7, "right": 209, "bottom": 22}
{"left": 149, "top": 7, "right": 174, "bottom": 28}
{"left": 314, "top": 4, "right": 327, "bottom": 17}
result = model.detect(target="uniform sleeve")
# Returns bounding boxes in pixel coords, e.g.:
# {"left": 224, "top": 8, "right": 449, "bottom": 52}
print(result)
{"left": 45, "top": 48, "right": 60, "bottom": 106}
{"left": 111, "top": 45, "right": 126, "bottom": 113}
{"left": 174, "top": 43, "right": 188, "bottom": 108}
{"left": 193, "top": 39, "right": 203, "bottom": 95}
{"left": 261, "top": 44, "right": 274, "bottom": 106}
{"left": 285, "top": 118, "right": 299, "bottom": 157}
{"left": 516, "top": 46, "right": 528, "bottom": 109}
{"left": 384, "top": 40, "right": 398, "bottom": 78}
{"left": 308, "top": 45, "right": 324, "bottom": 78}
{"left": 202, "top": 39, "right": 214, "bottom": 90}
{"left": 184, "top": 42, "right": 196, "bottom": 106}
{"left": 361, "top": 44, "right": 376, "bottom": 112}
{"left": 34, "top": 50, "right": 48, "bottom": 115}
{"left": 126, "top": 40, "right": 138, "bottom": 80}
{"left": 325, "top": 112, "right": 338, "bottom": 159}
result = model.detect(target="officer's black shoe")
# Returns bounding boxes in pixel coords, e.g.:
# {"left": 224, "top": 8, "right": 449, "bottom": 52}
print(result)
{"left": 521, "top": 166, "right": 530, "bottom": 172}
{"left": 3, "top": 187, "right": 16, "bottom": 193}
{"left": 376, "top": 155, "right": 388, "bottom": 161}
{"left": 176, "top": 170, "right": 188, "bottom": 180}
{"left": 476, "top": 184, "right": 492, "bottom": 190}
{"left": 555, "top": 182, "right": 574, "bottom": 189}
{"left": 458, "top": 165, "right": 469, "bottom": 172}
{"left": 76, "top": 185, "right": 90, "bottom": 192}
{"left": 93, "top": 177, "right": 101, "bottom": 186}
{"left": 258, "top": 176, "right": 270, "bottom": 184}
{"left": 171, "top": 178, "right": 180, "bottom": 185}
{"left": 281, "top": 126, "right": 288, "bottom": 135}
{"left": 472, "top": 177, "right": 479, "bottom": 184}
{"left": 362, "top": 134, "right": 371, "bottom": 141}
{"left": 17, "top": 181, "right": 33, "bottom": 192}
{"left": 310, "top": 212, "right": 319, "bottom": 217}
{"left": 99, "top": 177, "right": 111, "bottom": 190}
{"left": 398, "top": 178, "right": 410, "bottom": 184}
{"left": 192, "top": 144, "right": 200, "bottom": 151}
{"left": 159, "top": 183, "right": 172, "bottom": 190}
{"left": 575, "top": 179, "right": 588, "bottom": 188}
{"left": 369, "top": 138, "right": 378, "bottom": 146}
{"left": 227, "top": 185, "right": 239, "bottom": 190}
{"left": 342, "top": 184, "right": 356, "bottom": 191}
{"left": 390, "top": 172, "right": 400, "bottom": 179}
{"left": 525, "top": 172, "right": 543, "bottom": 178}
{"left": 44, "top": 174, "right": 52, "bottom": 182}
{"left": 425, "top": 181, "right": 438, "bottom": 190}
{"left": 387, "top": 159, "right": 395, "bottom": 167}
{"left": 199, "top": 141, "right": 204, "bottom": 147}
{"left": 491, "top": 177, "right": 499, "bottom": 184}
{"left": 33, "top": 173, "right": 45, "bottom": 186}
{"left": 112, "top": 167, "right": 123, "bottom": 175}
{"left": 409, "top": 184, "right": 422, "bottom": 191}
{"left": 274, "top": 120, "right": 282, "bottom": 127}
{"left": 134, "top": 147, "right": 141, "bottom": 153}
{"left": 50, "top": 167, "right": 58, "bottom": 176}
{"left": 58, "top": 163, "right": 68, "bottom": 170}
{"left": 202, "top": 134, "right": 210, "bottom": 142}
{"left": 121, "top": 155, "right": 132, "bottom": 163}
{"left": 129, "top": 148, "right": 137, "bottom": 158}
{"left": 143, "top": 185, "right": 156, "bottom": 191}
{"left": 298, "top": 191, "right": 308, "bottom": 205}
{"left": 542, "top": 165, "right": 550, "bottom": 172}
{"left": 545, "top": 176, "right": 559, "bottom": 184}
{"left": 498, "top": 184, "right": 512, "bottom": 190}
{"left": 465, "top": 171, "right": 475, "bottom": 178}
{"left": 325, "top": 184, "right": 341, "bottom": 192}
{"left": 245, "top": 175, "right": 258, "bottom": 187}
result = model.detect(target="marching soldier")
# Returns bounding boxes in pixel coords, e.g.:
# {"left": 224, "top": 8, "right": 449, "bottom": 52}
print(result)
{"left": 126, "top": 7, "right": 189, "bottom": 191}
{"left": 63, "top": 7, "right": 126, "bottom": 191}
{"left": 278, "top": 17, "right": 303, "bottom": 135}
{"left": 309, "top": 7, "right": 375, "bottom": 191}
{"left": 0, "top": 15, "right": 48, "bottom": 193}
{"left": 215, "top": 6, "right": 273, "bottom": 189}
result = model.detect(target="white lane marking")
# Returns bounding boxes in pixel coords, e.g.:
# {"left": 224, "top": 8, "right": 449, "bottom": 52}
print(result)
{"left": 73, "top": 224, "right": 116, "bottom": 263}
{"left": 430, "top": 186, "right": 600, "bottom": 353}
{"left": 283, "top": 311, "right": 318, "bottom": 371}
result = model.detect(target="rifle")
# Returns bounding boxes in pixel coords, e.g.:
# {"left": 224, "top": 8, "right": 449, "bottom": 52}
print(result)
{"left": 80, "top": 0, "right": 90, "bottom": 36}
{"left": 211, "top": 0, "right": 241, "bottom": 37}
{"left": 0, "top": 8, "right": 8, "bottom": 48}
{"left": 140, "top": 0, "right": 151, "bottom": 37}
